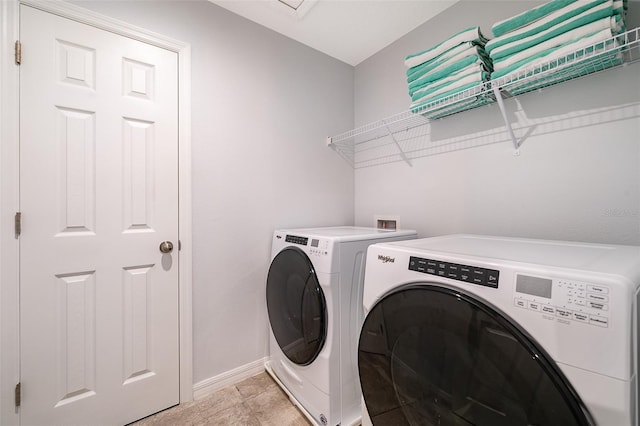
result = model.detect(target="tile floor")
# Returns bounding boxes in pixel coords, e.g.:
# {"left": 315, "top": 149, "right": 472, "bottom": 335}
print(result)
{"left": 132, "top": 371, "right": 311, "bottom": 426}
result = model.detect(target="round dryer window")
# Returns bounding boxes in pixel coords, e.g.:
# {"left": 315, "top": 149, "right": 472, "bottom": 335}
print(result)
{"left": 358, "top": 285, "right": 595, "bottom": 426}
{"left": 266, "top": 247, "right": 327, "bottom": 365}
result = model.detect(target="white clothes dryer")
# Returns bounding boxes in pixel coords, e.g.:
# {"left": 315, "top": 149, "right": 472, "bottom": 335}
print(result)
{"left": 358, "top": 234, "right": 640, "bottom": 426}
{"left": 265, "top": 226, "right": 417, "bottom": 426}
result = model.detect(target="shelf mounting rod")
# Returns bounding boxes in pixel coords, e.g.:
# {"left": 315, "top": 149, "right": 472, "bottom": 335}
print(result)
{"left": 492, "top": 86, "right": 520, "bottom": 155}
{"left": 382, "top": 122, "right": 412, "bottom": 167}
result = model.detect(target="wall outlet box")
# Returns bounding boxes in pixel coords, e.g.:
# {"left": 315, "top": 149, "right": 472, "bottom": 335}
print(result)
{"left": 374, "top": 215, "right": 400, "bottom": 230}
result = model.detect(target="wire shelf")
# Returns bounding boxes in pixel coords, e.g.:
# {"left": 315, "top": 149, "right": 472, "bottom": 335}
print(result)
{"left": 328, "top": 26, "right": 640, "bottom": 169}
{"left": 495, "top": 26, "right": 640, "bottom": 96}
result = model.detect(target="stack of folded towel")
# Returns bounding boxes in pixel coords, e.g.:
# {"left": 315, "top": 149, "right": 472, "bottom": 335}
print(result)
{"left": 404, "top": 26, "right": 494, "bottom": 119}
{"left": 487, "top": 0, "right": 628, "bottom": 94}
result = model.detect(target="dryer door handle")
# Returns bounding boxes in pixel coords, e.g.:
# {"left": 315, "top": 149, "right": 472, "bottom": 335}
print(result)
{"left": 301, "top": 279, "right": 322, "bottom": 345}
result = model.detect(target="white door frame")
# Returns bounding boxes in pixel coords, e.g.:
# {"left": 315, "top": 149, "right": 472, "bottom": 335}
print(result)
{"left": 0, "top": 1, "right": 193, "bottom": 423}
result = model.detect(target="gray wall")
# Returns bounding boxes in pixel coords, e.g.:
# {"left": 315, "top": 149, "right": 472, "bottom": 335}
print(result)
{"left": 73, "top": 0, "right": 355, "bottom": 384}
{"left": 354, "top": 1, "right": 640, "bottom": 245}
{"left": 69, "top": 0, "right": 640, "bottom": 387}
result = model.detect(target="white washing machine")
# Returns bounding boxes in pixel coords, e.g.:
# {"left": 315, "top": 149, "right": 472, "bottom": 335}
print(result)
{"left": 265, "top": 226, "right": 417, "bottom": 426}
{"left": 358, "top": 234, "right": 640, "bottom": 426}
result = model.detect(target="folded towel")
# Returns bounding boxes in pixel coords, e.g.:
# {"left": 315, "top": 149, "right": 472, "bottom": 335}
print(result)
{"left": 407, "top": 45, "right": 487, "bottom": 84}
{"left": 492, "top": 17, "right": 616, "bottom": 73}
{"left": 409, "top": 55, "right": 491, "bottom": 93}
{"left": 485, "top": 0, "right": 608, "bottom": 55}
{"left": 490, "top": 1, "right": 613, "bottom": 61}
{"left": 491, "top": 27, "right": 618, "bottom": 80}
{"left": 405, "top": 26, "right": 488, "bottom": 69}
{"left": 407, "top": 42, "right": 475, "bottom": 81}
{"left": 411, "top": 80, "right": 489, "bottom": 112}
{"left": 613, "top": 0, "right": 624, "bottom": 15}
{"left": 411, "top": 63, "right": 486, "bottom": 98}
{"left": 613, "top": 14, "right": 626, "bottom": 34}
{"left": 492, "top": 0, "right": 576, "bottom": 37}
{"left": 411, "top": 71, "right": 489, "bottom": 104}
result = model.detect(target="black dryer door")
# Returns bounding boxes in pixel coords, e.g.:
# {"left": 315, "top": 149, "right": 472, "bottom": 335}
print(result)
{"left": 266, "top": 247, "right": 327, "bottom": 365}
{"left": 358, "top": 284, "right": 595, "bottom": 426}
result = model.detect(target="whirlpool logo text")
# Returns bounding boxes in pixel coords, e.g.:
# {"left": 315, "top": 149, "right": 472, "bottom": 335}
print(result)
{"left": 377, "top": 254, "right": 395, "bottom": 263}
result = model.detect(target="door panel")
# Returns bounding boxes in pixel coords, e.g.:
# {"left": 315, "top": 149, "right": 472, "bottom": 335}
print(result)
{"left": 266, "top": 247, "right": 327, "bottom": 366}
{"left": 358, "top": 285, "right": 595, "bottom": 426}
{"left": 20, "top": 5, "right": 179, "bottom": 425}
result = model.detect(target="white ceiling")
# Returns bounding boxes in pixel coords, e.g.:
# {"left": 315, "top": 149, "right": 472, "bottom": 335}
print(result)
{"left": 209, "top": 0, "right": 459, "bottom": 66}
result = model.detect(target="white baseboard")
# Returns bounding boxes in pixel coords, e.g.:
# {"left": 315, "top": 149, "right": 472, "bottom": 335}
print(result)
{"left": 192, "top": 357, "right": 267, "bottom": 400}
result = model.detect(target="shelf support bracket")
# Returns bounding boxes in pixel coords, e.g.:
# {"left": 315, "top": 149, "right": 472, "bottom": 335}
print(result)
{"left": 382, "top": 122, "right": 412, "bottom": 167}
{"left": 326, "top": 136, "right": 355, "bottom": 168}
{"left": 492, "top": 86, "right": 520, "bottom": 155}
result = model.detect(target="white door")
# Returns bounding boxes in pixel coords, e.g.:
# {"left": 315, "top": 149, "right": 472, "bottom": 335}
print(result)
{"left": 19, "top": 5, "right": 179, "bottom": 425}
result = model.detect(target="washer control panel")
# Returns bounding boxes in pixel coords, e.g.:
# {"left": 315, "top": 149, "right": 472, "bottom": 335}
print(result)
{"left": 513, "top": 274, "right": 610, "bottom": 328}
{"left": 409, "top": 256, "right": 500, "bottom": 288}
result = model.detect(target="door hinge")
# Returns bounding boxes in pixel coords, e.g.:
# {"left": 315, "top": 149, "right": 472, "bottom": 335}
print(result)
{"left": 15, "top": 212, "right": 21, "bottom": 238}
{"left": 15, "top": 382, "right": 21, "bottom": 408}
{"left": 15, "top": 40, "right": 21, "bottom": 65}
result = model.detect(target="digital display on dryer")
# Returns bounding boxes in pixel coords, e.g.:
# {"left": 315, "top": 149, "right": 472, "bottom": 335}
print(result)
{"left": 285, "top": 235, "right": 308, "bottom": 246}
{"left": 516, "top": 275, "right": 552, "bottom": 298}
{"left": 311, "top": 239, "right": 319, "bottom": 248}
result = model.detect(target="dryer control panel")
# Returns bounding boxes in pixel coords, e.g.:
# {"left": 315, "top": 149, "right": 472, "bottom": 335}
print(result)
{"left": 513, "top": 274, "right": 610, "bottom": 328}
{"left": 284, "top": 234, "right": 329, "bottom": 257}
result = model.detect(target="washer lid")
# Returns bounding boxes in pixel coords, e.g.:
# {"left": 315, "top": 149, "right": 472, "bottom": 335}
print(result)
{"left": 266, "top": 247, "right": 327, "bottom": 366}
{"left": 358, "top": 284, "right": 595, "bottom": 426}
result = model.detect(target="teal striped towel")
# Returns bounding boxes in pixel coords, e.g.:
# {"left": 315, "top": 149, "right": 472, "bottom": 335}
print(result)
{"left": 411, "top": 73, "right": 489, "bottom": 106}
{"left": 491, "top": 27, "right": 618, "bottom": 80}
{"left": 492, "top": 16, "right": 619, "bottom": 72}
{"left": 407, "top": 45, "right": 488, "bottom": 84}
{"left": 407, "top": 42, "right": 475, "bottom": 81}
{"left": 492, "top": 0, "right": 576, "bottom": 37}
{"left": 405, "top": 26, "right": 488, "bottom": 69}
{"left": 410, "top": 63, "right": 486, "bottom": 97}
{"left": 485, "top": 0, "right": 608, "bottom": 55}
{"left": 490, "top": 1, "right": 613, "bottom": 61}
{"left": 408, "top": 55, "right": 491, "bottom": 93}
